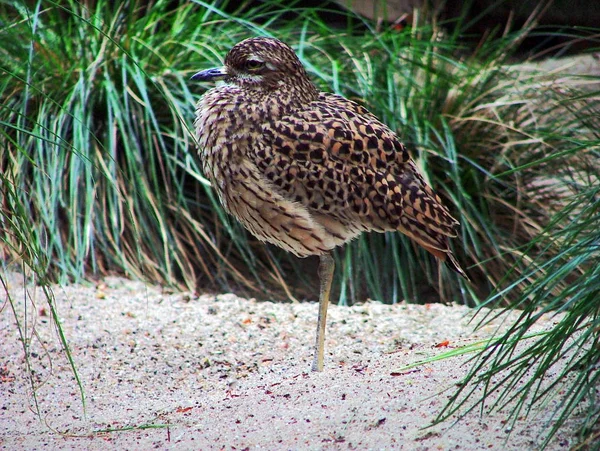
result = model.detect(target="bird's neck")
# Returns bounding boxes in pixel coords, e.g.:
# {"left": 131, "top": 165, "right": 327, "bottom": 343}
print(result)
{"left": 243, "top": 77, "right": 319, "bottom": 119}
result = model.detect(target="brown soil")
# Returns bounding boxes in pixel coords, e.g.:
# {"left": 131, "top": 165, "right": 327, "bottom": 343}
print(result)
{"left": 1, "top": 272, "right": 577, "bottom": 449}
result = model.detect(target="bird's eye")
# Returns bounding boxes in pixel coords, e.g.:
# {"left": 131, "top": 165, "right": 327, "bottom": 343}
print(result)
{"left": 245, "top": 59, "right": 265, "bottom": 71}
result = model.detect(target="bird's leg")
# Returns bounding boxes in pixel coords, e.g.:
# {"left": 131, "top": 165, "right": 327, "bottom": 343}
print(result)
{"left": 311, "top": 252, "right": 335, "bottom": 372}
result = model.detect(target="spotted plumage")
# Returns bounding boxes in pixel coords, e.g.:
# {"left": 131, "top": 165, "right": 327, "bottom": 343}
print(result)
{"left": 192, "top": 37, "right": 468, "bottom": 371}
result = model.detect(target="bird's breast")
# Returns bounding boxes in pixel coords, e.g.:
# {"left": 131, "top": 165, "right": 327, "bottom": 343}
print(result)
{"left": 194, "top": 89, "right": 251, "bottom": 203}
{"left": 193, "top": 87, "right": 348, "bottom": 257}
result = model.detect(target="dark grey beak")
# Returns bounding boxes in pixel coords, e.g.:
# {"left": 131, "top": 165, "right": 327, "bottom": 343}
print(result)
{"left": 190, "top": 67, "right": 228, "bottom": 82}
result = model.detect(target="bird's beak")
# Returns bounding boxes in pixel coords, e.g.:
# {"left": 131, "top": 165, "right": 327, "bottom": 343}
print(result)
{"left": 191, "top": 66, "right": 228, "bottom": 82}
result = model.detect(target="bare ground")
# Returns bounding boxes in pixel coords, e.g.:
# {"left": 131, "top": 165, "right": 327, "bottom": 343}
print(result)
{"left": 1, "top": 272, "right": 577, "bottom": 450}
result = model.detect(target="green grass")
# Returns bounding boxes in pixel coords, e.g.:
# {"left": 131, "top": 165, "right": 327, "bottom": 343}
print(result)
{"left": 1, "top": 0, "right": 599, "bottom": 447}
{"left": 436, "top": 183, "right": 600, "bottom": 449}
{"left": 2, "top": 0, "right": 595, "bottom": 303}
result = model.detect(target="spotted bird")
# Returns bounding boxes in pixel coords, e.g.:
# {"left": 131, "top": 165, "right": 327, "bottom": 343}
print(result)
{"left": 192, "top": 37, "right": 468, "bottom": 372}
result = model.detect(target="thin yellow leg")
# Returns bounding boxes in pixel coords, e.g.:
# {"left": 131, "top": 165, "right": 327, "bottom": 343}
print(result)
{"left": 311, "top": 253, "right": 335, "bottom": 372}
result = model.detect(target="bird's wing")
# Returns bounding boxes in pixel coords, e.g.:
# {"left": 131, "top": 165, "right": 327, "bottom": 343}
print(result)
{"left": 255, "top": 93, "right": 459, "bottom": 250}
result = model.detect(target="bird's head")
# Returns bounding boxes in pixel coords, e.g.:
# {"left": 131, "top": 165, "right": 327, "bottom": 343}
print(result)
{"left": 192, "top": 37, "right": 317, "bottom": 100}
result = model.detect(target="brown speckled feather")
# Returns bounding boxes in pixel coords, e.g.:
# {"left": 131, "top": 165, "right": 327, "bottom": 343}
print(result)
{"left": 193, "top": 37, "right": 468, "bottom": 279}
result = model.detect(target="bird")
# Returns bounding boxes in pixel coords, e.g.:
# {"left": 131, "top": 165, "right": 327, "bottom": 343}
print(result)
{"left": 192, "top": 37, "right": 468, "bottom": 372}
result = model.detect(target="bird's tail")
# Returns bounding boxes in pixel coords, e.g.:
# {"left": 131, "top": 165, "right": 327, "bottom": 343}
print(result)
{"left": 421, "top": 244, "right": 470, "bottom": 281}
{"left": 444, "top": 250, "right": 470, "bottom": 281}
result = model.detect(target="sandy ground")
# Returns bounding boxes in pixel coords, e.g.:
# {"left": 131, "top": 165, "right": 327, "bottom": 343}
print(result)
{"left": 0, "top": 272, "right": 578, "bottom": 450}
